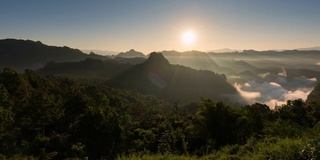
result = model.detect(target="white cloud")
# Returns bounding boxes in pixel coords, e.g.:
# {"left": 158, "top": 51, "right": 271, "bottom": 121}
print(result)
{"left": 270, "top": 82, "right": 281, "bottom": 87}
{"left": 229, "top": 75, "right": 241, "bottom": 79}
{"left": 309, "top": 77, "right": 317, "bottom": 82}
{"left": 284, "top": 89, "right": 312, "bottom": 100}
{"left": 234, "top": 83, "right": 261, "bottom": 100}
{"left": 264, "top": 99, "right": 286, "bottom": 109}
{"left": 261, "top": 88, "right": 313, "bottom": 109}
{"left": 244, "top": 82, "right": 251, "bottom": 87}
{"left": 259, "top": 72, "right": 270, "bottom": 78}
{"left": 234, "top": 76, "right": 317, "bottom": 109}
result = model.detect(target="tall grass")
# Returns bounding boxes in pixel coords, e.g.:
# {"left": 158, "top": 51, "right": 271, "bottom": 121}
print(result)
{"left": 117, "top": 137, "right": 315, "bottom": 160}
{"left": 117, "top": 153, "right": 198, "bottom": 160}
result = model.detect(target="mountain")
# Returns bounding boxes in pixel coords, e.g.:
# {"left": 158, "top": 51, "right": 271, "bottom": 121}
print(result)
{"left": 113, "top": 56, "right": 146, "bottom": 64}
{"left": 0, "top": 39, "right": 110, "bottom": 71}
{"left": 81, "top": 49, "right": 119, "bottom": 55}
{"left": 208, "top": 48, "right": 240, "bottom": 53}
{"left": 296, "top": 46, "right": 320, "bottom": 51}
{"left": 37, "top": 58, "right": 133, "bottom": 79}
{"left": 110, "top": 52, "right": 239, "bottom": 103}
{"left": 307, "top": 82, "right": 320, "bottom": 103}
{"left": 161, "top": 50, "right": 220, "bottom": 72}
{"left": 116, "top": 49, "right": 145, "bottom": 58}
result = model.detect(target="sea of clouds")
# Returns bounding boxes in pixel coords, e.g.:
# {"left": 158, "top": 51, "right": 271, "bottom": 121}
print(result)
{"left": 234, "top": 69, "right": 317, "bottom": 109}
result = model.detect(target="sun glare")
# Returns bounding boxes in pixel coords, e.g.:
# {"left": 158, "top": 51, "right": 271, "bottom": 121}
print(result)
{"left": 182, "top": 31, "right": 195, "bottom": 45}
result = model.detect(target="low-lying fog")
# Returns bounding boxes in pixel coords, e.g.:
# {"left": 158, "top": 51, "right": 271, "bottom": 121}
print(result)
{"left": 162, "top": 50, "right": 320, "bottom": 108}
{"left": 234, "top": 69, "right": 316, "bottom": 109}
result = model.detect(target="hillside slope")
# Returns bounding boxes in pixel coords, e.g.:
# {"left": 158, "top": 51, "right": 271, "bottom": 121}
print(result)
{"left": 0, "top": 39, "right": 110, "bottom": 71}
{"left": 307, "top": 82, "right": 320, "bottom": 103}
{"left": 37, "top": 58, "right": 133, "bottom": 79}
{"left": 110, "top": 52, "right": 239, "bottom": 103}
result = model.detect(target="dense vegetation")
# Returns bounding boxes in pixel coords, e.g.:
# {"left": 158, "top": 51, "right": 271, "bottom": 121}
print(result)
{"left": 37, "top": 58, "right": 134, "bottom": 79}
{"left": 1, "top": 68, "right": 320, "bottom": 159}
{"left": 307, "top": 81, "right": 320, "bottom": 103}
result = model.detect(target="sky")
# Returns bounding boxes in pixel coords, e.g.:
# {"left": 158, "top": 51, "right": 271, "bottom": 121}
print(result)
{"left": 1, "top": 0, "right": 320, "bottom": 54}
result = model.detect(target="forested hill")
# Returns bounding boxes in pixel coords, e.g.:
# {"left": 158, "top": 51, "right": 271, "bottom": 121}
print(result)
{"left": 110, "top": 52, "right": 239, "bottom": 103}
{"left": 1, "top": 67, "right": 320, "bottom": 159}
{"left": 37, "top": 58, "right": 134, "bottom": 79}
{"left": 307, "top": 82, "right": 320, "bottom": 103}
{"left": 0, "top": 39, "right": 110, "bottom": 71}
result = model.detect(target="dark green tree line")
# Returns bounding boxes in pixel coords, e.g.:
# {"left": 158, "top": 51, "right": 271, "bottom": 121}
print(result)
{"left": 0, "top": 68, "right": 320, "bottom": 159}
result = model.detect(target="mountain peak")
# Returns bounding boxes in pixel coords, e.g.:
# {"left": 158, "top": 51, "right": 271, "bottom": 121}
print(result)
{"left": 116, "top": 49, "right": 145, "bottom": 58}
{"left": 110, "top": 51, "right": 238, "bottom": 103}
{"left": 146, "top": 52, "right": 170, "bottom": 65}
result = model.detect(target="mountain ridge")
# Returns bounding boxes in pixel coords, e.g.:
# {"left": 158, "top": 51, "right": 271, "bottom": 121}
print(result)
{"left": 0, "top": 39, "right": 110, "bottom": 71}
{"left": 116, "top": 49, "right": 145, "bottom": 58}
{"left": 110, "top": 52, "right": 239, "bottom": 103}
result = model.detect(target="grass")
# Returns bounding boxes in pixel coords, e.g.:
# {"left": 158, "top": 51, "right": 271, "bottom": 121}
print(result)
{"left": 117, "top": 153, "right": 199, "bottom": 160}
{"left": 5, "top": 137, "right": 319, "bottom": 160}
{"left": 117, "top": 137, "right": 308, "bottom": 160}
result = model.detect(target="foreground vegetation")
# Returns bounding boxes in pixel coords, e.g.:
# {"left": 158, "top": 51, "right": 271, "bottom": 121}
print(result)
{"left": 1, "top": 68, "right": 320, "bottom": 159}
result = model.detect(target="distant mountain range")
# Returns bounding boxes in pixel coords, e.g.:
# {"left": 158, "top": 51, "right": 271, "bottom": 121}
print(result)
{"left": 37, "top": 52, "right": 239, "bottom": 103}
{"left": 296, "top": 46, "right": 320, "bottom": 51}
{"left": 81, "top": 49, "right": 119, "bottom": 55}
{"left": 0, "top": 39, "right": 110, "bottom": 71}
{"left": 116, "top": 49, "right": 145, "bottom": 58}
{"left": 207, "top": 46, "right": 320, "bottom": 53}
{"left": 0, "top": 39, "right": 236, "bottom": 103}
{"left": 207, "top": 48, "right": 241, "bottom": 53}
{"left": 1, "top": 38, "right": 319, "bottom": 105}
{"left": 2, "top": 39, "right": 320, "bottom": 73}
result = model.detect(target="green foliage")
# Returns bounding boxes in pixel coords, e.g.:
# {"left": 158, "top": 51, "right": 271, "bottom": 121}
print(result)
{"left": 200, "top": 99, "right": 240, "bottom": 146}
{"left": 117, "top": 153, "right": 198, "bottom": 160}
{"left": 37, "top": 58, "right": 133, "bottom": 79}
{"left": 205, "top": 137, "right": 304, "bottom": 160}
{"left": 1, "top": 68, "right": 320, "bottom": 159}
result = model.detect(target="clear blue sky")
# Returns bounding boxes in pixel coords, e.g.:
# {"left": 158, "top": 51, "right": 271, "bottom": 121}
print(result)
{"left": 1, "top": 0, "right": 319, "bottom": 53}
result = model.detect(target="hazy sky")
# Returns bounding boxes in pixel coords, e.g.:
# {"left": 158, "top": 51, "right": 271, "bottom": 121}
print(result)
{"left": 1, "top": 0, "right": 320, "bottom": 54}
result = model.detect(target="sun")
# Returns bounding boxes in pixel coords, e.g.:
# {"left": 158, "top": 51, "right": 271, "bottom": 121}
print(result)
{"left": 182, "top": 31, "right": 195, "bottom": 45}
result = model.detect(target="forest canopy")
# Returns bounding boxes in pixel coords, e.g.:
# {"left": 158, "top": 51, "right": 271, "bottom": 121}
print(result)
{"left": 1, "top": 68, "right": 320, "bottom": 159}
